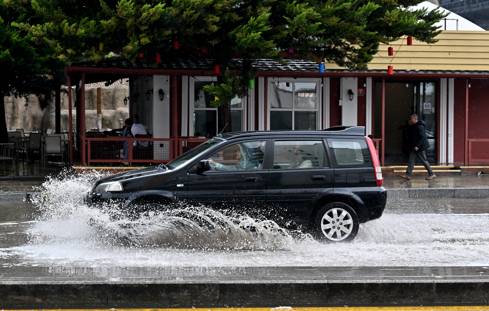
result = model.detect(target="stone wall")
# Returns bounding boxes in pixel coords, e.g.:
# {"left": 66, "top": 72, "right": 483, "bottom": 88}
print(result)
{"left": 4, "top": 80, "right": 129, "bottom": 132}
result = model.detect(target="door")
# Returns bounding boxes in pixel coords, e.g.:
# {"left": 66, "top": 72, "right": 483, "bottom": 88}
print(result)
{"left": 373, "top": 80, "right": 437, "bottom": 164}
{"left": 177, "top": 140, "right": 267, "bottom": 208}
{"left": 414, "top": 82, "right": 436, "bottom": 163}
{"left": 265, "top": 139, "right": 334, "bottom": 221}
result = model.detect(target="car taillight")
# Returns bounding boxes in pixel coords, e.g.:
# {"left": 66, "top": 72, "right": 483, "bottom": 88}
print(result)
{"left": 366, "top": 136, "right": 383, "bottom": 187}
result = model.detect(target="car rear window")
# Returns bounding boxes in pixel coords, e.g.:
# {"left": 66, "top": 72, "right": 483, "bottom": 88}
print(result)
{"left": 328, "top": 138, "right": 371, "bottom": 167}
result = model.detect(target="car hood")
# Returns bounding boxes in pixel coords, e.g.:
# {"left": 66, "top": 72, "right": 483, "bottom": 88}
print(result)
{"left": 93, "top": 166, "right": 167, "bottom": 187}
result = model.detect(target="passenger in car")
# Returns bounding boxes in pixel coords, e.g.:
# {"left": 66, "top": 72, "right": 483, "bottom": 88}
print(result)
{"left": 289, "top": 145, "right": 314, "bottom": 169}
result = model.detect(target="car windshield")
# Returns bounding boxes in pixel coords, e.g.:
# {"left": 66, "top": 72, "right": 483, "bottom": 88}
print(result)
{"left": 166, "top": 137, "right": 224, "bottom": 169}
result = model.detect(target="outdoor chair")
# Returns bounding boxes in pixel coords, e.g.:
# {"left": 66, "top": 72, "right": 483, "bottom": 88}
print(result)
{"left": 8, "top": 131, "right": 26, "bottom": 158}
{"left": 28, "top": 132, "right": 42, "bottom": 161}
{"left": 0, "top": 143, "right": 17, "bottom": 175}
{"left": 44, "top": 135, "right": 65, "bottom": 164}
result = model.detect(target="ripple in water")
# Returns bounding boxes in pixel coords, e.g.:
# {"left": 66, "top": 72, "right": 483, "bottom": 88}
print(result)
{"left": 28, "top": 171, "right": 311, "bottom": 251}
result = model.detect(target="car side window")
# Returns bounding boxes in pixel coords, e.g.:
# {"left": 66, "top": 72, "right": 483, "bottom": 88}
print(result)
{"left": 206, "top": 141, "right": 266, "bottom": 172}
{"left": 272, "top": 140, "right": 327, "bottom": 170}
{"left": 328, "top": 138, "right": 371, "bottom": 166}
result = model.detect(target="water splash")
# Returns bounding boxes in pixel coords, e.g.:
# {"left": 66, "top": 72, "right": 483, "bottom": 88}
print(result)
{"left": 28, "top": 171, "right": 309, "bottom": 251}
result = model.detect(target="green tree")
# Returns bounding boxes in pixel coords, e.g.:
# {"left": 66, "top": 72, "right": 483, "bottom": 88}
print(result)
{"left": 15, "top": 0, "right": 445, "bottom": 134}
{"left": 0, "top": 0, "right": 61, "bottom": 142}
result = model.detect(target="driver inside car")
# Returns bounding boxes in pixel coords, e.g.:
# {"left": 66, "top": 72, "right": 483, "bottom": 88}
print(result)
{"left": 208, "top": 144, "right": 262, "bottom": 171}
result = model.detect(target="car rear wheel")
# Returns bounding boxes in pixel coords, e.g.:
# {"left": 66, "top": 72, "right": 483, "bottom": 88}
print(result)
{"left": 314, "top": 202, "right": 359, "bottom": 242}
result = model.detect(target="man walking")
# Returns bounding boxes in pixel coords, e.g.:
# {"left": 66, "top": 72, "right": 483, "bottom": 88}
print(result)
{"left": 401, "top": 114, "right": 436, "bottom": 180}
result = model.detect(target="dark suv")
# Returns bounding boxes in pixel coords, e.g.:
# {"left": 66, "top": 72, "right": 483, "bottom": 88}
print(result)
{"left": 87, "top": 126, "right": 386, "bottom": 242}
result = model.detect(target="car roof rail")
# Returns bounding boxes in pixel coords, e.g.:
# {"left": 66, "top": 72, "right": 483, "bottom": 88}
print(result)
{"left": 323, "top": 126, "right": 365, "bottom": 136}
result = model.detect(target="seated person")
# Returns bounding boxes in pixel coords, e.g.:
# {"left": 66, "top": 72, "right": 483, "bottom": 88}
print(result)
{"left": 290, "top": 145, "right": 313, "bottom": 169}
{"left": 207, "top": 143, "right": 264, "bottom": 171}
{"left": 208, "top": 145, "right": 245, "bottom": 171}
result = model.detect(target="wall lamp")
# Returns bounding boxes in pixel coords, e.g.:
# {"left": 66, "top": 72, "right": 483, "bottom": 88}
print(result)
{"left": 347, "top": 89, "right": 355, "bottom": 101}
{"left": 158, "top": 88, "right": 165, "bottom": 101}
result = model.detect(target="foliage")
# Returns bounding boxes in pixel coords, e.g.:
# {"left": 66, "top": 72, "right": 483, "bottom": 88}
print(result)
{"left": 0, "top": 0, "right": 447, "bottom": 137}
{"left": 16, "top": 0, "right": 445, "bottom": 106}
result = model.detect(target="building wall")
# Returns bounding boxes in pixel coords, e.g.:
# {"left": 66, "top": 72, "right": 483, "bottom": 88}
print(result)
{"left": 171, "top": 74, "right": 489, "bottom": 166}
{"left": 329, "top": 78, "right": 341, "bottom": 127}
{"left": 327, "top": 31, "right": 489, "bottom": 71}
{"left": 357, "top": 77, "right": 367, "bottom": 127}
{"left": 454, "top": 78, "right": 467, "bottom": 165}
{"left": 340, "top": 77, "right": 358, "bottom": 126}
{"left": 467, "top": 79, "right": 489, "bottom": 164}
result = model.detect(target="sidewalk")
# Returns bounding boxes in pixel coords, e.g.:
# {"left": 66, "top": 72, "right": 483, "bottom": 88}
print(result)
{"left": 384, "top": 174, "right": 489, "bottom": 189}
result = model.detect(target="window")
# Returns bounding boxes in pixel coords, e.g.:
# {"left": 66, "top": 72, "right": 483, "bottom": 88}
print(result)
{"left": 272, "top": 140, "right": 327, "bottom": 170}
{"left": 167, "top": 137, "right": 223, "bottom": 169}
{"left": 269, "top": 81, "right": 319, "bottom": 130}
{"left": 193, "top": 80, "right": 244, "bottom": 137}
{"left": 206, "top": 141, "right": 266, "bottom": 172}
{"left": 328, "top": 139, "right": 371, "bottom": 166}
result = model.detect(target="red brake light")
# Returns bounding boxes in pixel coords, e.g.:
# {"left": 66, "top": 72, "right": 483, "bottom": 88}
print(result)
{"left": 366, "top": 136, "right": 383, "bottom": 187}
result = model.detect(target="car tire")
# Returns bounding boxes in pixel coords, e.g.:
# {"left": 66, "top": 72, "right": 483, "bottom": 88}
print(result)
{"left": 313, "top": 202, "right": 359, "bottom": 242}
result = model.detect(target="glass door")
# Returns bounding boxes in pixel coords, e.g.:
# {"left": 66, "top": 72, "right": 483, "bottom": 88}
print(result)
{"left": 373, "top": 80, "right": 437, "bottom": 164}
{"left": 414, "top": 82, "right": 436, "bottom": 163}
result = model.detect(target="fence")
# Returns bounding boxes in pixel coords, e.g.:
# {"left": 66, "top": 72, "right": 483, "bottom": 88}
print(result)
{"left": 84, "top": 136, "right": 207, "bottom": 165}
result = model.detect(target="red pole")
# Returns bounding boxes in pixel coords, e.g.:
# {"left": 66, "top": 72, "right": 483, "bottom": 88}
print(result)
{"left": 80, "top": 73, "right": 86, "bottom": 165}
{"left": 128, "top": 138, "right": 133, "bottom": 164}
{"left": 171, "top": 75, "right": 179, "bottom": 159}
{"left": 67, "top": 76, "right": 73, "bottom": 164}
{"left": 381, "top": 78, "right": 386, "bottom": 166}
{"left": 465, "top": 78, "right": 469, "bottom": 165}
{"left": 87, "top": 140, "right": 91, "bottom": 165}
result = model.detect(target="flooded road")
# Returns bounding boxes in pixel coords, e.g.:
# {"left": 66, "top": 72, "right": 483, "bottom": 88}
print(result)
{"left": 1, "top": 172, "right": 489, "bottom": 270}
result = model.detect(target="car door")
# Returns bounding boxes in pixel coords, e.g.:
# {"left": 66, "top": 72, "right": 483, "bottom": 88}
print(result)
{"left": 227, "top": 140, "right": 270, "bottom": 214}
{"left": 264, "top": 138, "right": 334, "bottom": 220}
{"left": 176, "top": 140, "right": 267, "bottom": 209}
{"left": 326, "top": 137, "right": 377, "bottom": 188}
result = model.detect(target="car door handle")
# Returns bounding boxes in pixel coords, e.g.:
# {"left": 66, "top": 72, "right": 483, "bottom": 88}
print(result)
{"left": 312, "top": 175, "right": 326, "bottom": 181}
{"left": 244, "top": 176, "right": 258, "bottom": 182}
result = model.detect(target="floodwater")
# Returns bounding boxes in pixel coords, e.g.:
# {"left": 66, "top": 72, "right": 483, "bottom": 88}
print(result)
{"left": 1, "top": 172, "right": 489, "bottom": 269}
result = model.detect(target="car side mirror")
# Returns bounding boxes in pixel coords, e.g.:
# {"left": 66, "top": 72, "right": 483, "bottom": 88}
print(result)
{"left": 195, "top": 160, "right": 211, "bottom": 175}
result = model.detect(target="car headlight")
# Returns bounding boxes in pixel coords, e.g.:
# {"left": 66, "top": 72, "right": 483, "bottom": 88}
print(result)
{"left": 94, "top": 181, "right": 123, "bottom": 193}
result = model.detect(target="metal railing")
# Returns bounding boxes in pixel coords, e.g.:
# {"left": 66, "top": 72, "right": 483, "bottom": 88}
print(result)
{"left": 84, "top": 136, "right": 207, "bottom": 165}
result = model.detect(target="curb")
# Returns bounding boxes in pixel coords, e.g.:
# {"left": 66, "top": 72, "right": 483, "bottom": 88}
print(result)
{"left": 1, "top": 266, "right": 489, "bottom": 308}
{"left": 387, "top": 187, "right": 489, "bottom": 199}
{"left": 1, "top": 281, "right": 489, "bottom": 308}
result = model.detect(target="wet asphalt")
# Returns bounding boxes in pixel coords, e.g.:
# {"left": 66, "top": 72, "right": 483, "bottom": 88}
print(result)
{"left": 1, "top": 176, "right": 489, "bottom": 284}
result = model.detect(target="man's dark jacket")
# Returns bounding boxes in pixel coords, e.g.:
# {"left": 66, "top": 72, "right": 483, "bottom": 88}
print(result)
{"left": 406, "top": 121, "right": 429, "bottom": 151}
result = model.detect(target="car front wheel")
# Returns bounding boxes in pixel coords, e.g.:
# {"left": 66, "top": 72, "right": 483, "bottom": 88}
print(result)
{"left": 314, "top": 202, "right": 359, "bottom": 242}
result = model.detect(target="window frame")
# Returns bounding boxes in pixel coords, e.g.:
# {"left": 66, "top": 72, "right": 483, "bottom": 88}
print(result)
{"left": 196, "top": 139, "right": 270, "bottom": 174}
{"left": 190, "top": 76, "right": 246, "bottom": 137}
{"left": 267, "top": 78, "right": 322, "bottom": 131}
{"left": 271, "top": 138, "right": 330, "bottom": 171}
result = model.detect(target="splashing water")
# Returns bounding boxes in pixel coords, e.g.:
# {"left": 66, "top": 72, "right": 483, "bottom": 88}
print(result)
{"left": 28, "top": 171, "right": 308, "bottom": 251}
{"left": 6, "top": 170, "right": 488, "bottom": 268}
